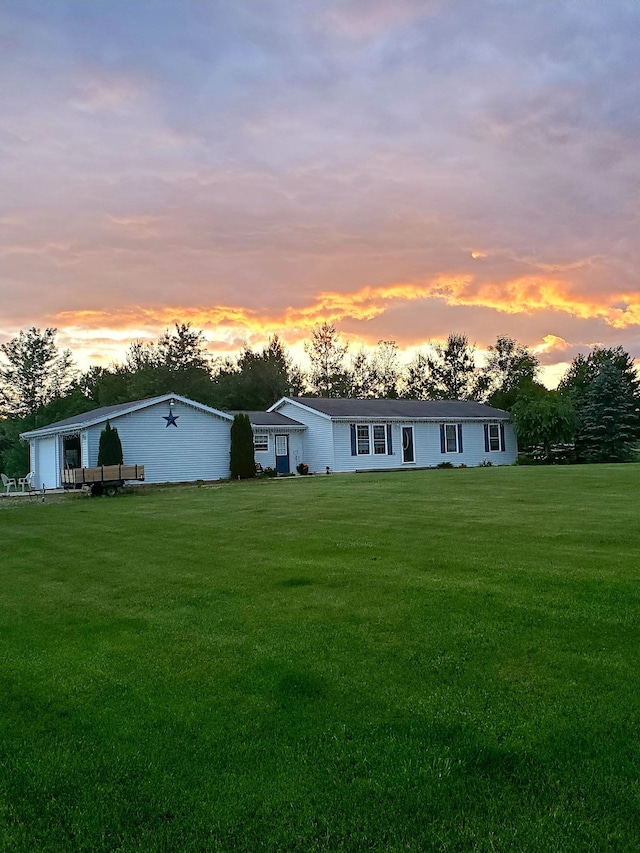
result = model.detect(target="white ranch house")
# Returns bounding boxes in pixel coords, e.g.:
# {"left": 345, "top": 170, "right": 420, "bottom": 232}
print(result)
{"left": 20, "top": 393, "right": 516, "bottom": 490}
{"left": 269, "top": 397, "right": 516, "bottom": 472}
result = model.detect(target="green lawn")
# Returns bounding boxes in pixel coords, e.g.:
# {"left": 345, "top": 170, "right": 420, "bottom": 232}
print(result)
{"left": 1, "top": 466, "right": 639, "bottom": 852}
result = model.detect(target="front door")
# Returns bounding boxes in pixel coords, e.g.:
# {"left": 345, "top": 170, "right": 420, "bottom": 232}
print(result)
{"left": 402, "top": 426, "right": 415, "bottom": 463}
{"left": 275, "top": 434, "right": 290, "bottom": 473}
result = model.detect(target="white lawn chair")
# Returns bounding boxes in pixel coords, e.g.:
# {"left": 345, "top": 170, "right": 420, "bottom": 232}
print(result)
{"left": 18, "top": 472, "right": 35, "bottom": 492}
{"left": 1, "top": 473, "right": 17, "bottom": 494}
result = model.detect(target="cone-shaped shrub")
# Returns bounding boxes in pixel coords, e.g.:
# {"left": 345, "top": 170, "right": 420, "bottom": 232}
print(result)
{"left": 97, "top": 421, "right": 124, "bottom": 466}
{"left": 230, "top": 414, "right": 256, "bottom": 479}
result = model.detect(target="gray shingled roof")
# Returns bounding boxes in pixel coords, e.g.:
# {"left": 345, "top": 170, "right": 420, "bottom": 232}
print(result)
{"left": 227, "top": 411, "right": 306, "bottom": 427}
{"left": 22, "top": 400, "right": 153, "bottom": 435}
{"left": 289, "top": 397, "right": 509, "bottom": 419}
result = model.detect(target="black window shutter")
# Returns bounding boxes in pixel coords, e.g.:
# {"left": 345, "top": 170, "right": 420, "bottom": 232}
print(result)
{"left": 484, "top": 424, "right": 490, "bottom": 453}
{"left": 457, "top": 423, "right": 463, "bottom": 453}
{"left": 440, "top": 424, "right": 446, "bottom": 453}
{"left": 350, "top": 424, "right": 357, "bottom": 456}
{"left": 499, "top": 422, "right": 505, "bottom": 452}
{"left": 386, "top": 424, "right": 393, "bottom": 455}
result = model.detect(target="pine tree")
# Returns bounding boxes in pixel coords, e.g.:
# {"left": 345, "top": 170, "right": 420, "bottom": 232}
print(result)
{"left": 230, "top": 414, "right": 256, "bottom": 479}
{"left": 97, "top": 421, "right": 124, "bottom": 466}
{"left": 305, "top": 323, "right": 349, "bottom": 397}
{"left": 580, "top": 362, "right": 639, "bottom": 462}
{"left": 560, "top": 346, "right": 640, "bottom": 462}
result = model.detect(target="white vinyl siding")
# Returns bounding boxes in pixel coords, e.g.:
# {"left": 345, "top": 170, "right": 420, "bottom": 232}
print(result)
{"left": 86, "top": 399, "right": 232, "bottom": 483}
{"left": 332, "top": 419, "right": 516, "bottom": 471}
{"left": 271, "top": 401, "right": 334, "bottom": 473}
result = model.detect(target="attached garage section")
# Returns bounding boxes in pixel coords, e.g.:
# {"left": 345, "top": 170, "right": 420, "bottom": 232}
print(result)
{"left": 21, "top": 394, "right": 236, "bottom": 489}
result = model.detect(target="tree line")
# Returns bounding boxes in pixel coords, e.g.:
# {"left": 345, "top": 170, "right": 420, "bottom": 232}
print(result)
{"left": 1, "top": 322, "right": 638, "bottom": 476}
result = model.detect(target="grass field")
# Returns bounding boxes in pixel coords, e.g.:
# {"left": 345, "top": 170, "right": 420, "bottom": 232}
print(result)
{"left": 1, "top": 466, "right": 639, "bottom": 851}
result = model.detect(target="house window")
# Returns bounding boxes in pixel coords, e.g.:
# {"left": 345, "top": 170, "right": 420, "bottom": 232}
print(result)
{"left": 444, "top": 424, "right": 458, "bottom": 453}
{"left": 488, "top": 424, "right": 500, "bottom": 451}
{"left": 485, "top": 423, "right": 506, "bottom": 452}
{"left": 357, "top": 425, "right": 370, "bottom": 455}
{"left": 254, "top": 433, "right": 269, "bottom": 453}
{"left": 350, "top": 423, "right": 393, "bottom": 457}
{"left": 372, "top": 424, "right": 387, "bottom": 455}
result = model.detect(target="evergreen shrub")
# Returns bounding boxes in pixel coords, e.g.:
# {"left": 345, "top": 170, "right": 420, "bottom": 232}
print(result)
{"left": 230, "top": 414, "right": 256, "bottom": 479}
{"left": 97, "top": 421, "right": 124, "bottom": 466}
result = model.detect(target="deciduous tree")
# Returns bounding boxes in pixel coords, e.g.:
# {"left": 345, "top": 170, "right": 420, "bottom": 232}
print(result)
{"left": 0, "top": 328, "right": 75, "bottom": 417}
{"left": 482, "top": 335, "right": 539, "bottom": 409}
{"left": 405, "top": 334, "right": 482, "bottom": 400}
{"left": 511, "top": 383, "right": 575, "bottom": 462}
{"left": 213, "top": 336, "right": 303, "bottom": 409}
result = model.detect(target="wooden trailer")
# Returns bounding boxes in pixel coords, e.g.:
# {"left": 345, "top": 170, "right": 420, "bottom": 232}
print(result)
{"left": 62, "top": 464, "right": 145, "bottom": 496}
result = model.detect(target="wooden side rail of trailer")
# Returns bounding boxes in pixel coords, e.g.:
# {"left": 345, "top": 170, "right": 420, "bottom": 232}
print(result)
{"left": 62, "top": 465, "right": 145, "bottom": 496}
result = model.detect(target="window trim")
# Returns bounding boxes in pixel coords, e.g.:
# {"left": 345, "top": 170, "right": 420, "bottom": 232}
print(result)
{"left": 487, "top": 422, "right": 505, "bottom": 452}
{"left": 356, "top": 424, "right": 370, "bottom": 455}
{"left": 488, "top": 423, "right": 500, "bottom": 452}
{"left": 372, "top": 424, "right": 388, "bottom": 455}
{"left": 253, "top": 432, "right": 269, "bottom": 453}
{"left": 354, "top": 423, "right": 389, "bottom": 456}
{"left": 443, "top": 423, "right": 459, "bottom": 453}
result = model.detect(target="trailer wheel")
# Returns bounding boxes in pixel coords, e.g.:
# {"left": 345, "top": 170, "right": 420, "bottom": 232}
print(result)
{"left": 105, "top": 485, "right": 118, "bottom": 497}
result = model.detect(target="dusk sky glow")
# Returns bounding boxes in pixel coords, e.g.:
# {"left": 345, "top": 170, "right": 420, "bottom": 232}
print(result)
{"left": 2, "top": 0, "right": 640, "bottom": 386}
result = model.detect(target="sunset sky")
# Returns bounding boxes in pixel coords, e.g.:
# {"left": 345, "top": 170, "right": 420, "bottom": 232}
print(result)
{"left": 2, "top": 0, "right": 640, "bottom": 387}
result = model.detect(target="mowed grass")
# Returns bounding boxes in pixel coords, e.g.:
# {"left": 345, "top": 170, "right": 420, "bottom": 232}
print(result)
{"left": 1, "top": 466, "right": 639, "bottom": 852}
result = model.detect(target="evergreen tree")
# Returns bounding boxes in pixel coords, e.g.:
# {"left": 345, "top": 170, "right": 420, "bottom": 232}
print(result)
{"left": 370, "top": 340, "right": 400, "bottom": 398}
{"left": 230, "top": 414, "right": 256, "bottom": 479}
{"left": 79, "top": 323, "right": 216, "bottom": 408}
{"left": 580, "top": 362, "right": 639, "bottom": 462}
{"left": 559, "top": 346, "right": 640, "bottom": 462}
{"left": 305, "top": 323, "right": 350, "bottom": 397}
{"left": 347, "top": 347, "right": 376, "bottom": 398}
{"left": 97, "top": 421, "right": 124, "bottom": 466}
{"left": 403, "top": 352, "right": 431, "bottom": 400}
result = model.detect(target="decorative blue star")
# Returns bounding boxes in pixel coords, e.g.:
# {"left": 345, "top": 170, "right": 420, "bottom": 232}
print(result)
{"left": 163, "top": 411, "right": 180, "bottom": 428}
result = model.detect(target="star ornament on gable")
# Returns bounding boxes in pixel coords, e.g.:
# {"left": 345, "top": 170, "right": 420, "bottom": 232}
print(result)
{"left": 163, "top": 410, "right": 180, "bottom": 428}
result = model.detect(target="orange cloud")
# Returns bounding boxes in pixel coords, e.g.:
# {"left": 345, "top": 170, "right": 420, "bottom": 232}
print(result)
{"left": 54, "top": 272, "right": 640, "bottom": 363}
{"left": 533, "top": 334, "right": 572, "bottom": 356}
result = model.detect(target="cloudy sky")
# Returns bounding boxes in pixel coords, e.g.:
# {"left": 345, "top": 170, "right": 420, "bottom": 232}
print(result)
{"left": 1, "top": 0, "right": 639, "bottom": 385}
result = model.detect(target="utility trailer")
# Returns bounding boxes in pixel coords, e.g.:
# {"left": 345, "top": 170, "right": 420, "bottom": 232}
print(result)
{"left": 62, "top": 464, "right": 145, "bottom": 496}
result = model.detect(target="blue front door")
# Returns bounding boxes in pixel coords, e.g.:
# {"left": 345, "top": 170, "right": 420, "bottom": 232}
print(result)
{"left": 275, "top": 434, "right": 290, "bottom": 473}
